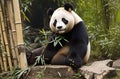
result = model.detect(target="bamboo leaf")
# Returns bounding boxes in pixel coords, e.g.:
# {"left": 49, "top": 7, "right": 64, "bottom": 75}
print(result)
{"left": 21, "top": 10, "right": 30, "bottom": 22}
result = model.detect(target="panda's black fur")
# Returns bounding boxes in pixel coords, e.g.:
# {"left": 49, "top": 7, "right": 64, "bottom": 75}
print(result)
{"left": 64, "top": 3, "right": 74, "bottom": 11}
{"left": 27, "top": 3, "right": 90, "bottom": 70}
{"left": 45, "top": 3, "right": 90, "bottom": 69}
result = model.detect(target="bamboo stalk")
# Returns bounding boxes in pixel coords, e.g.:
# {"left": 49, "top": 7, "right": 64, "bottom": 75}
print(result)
{"left": 0, "top": 0, "right": 13, "bottom": 71}
{"left": 0, "top": 56, "right": 4, "bottom": 72}
{"left": 0, "top": 7, "right": 3, "bottom": 72}
{"left": 6, "top": 0, "right": 19, "bottom": 68}
{"left": 0, "top": 21, "right": 7, "bottom": 72}
{"left": 2, "top": 52, "right": 7, "bottom": 71}
{"left": 0, "top": 2, "right": 7, "bottom": 72}
{"left": 9, "top": 30, "right": 18, "bottom": 67}
{"left": 0, "top": 10, "right": 4, "bottom": 72}
{"left": 12, "top": 0, "right": 28, "bottom": 69}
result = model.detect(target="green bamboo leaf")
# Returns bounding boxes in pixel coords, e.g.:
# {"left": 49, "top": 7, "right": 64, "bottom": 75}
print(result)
{"left": 17, "top": 68, "right": 30, "bottom": 79}
{"left": 21, "top": 11, "right": 30, "bottom": 22}
{"left": 58, "top": 41, "right": 63, "bottom": 47}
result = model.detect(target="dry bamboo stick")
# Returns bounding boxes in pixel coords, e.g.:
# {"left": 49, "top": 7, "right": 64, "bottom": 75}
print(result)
{"left": 6, "top": 0, "right": 19, "bottom": 68}
{"left": 2, "top": 52, "right": 7, "bottom": 71}
{"left": 0, "top": 27, "right": 4, "bottom": 71}
{"left": 0, "top": 0, "right": 13, "bottom": 71}
{"left": 9, "top": 30, "right": 18, "bottom": 67}
{"left": 12, "top": 0, "right": 28, "bottom": 69}
{"left": 0, "top": 56, "right": 4, "bottom": 72}
{"left": 0, "top": 2, "right": 7, "bottom": 72}
{"left": 0, "top": 21, "right": 7, "bottom": 72}
{"left": 0, "top": 2, "right": 4, "bottom": 72}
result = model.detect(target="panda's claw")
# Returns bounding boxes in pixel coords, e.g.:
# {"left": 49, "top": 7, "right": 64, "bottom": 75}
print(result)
{"left": 65, "top": 58, "right": 82, "bottom": 70}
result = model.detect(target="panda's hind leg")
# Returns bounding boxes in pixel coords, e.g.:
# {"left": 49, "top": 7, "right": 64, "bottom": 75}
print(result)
{"left": 51, "top": 46, "right": 69, "bottom": 65}
{"left": 51, "top": 55, "right": 66, "bottom": 65}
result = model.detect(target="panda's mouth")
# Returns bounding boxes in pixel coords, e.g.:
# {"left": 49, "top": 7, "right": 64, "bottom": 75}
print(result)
{"left": 57, "top": 29, "right": 66, "bottom": 33}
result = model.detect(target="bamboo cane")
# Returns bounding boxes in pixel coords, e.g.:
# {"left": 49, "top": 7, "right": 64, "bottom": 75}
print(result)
{"left": 12, "top": 0, "right": 28, "bottom": 69}
{"left": 0, "top": 55, "right": 4, "bottom": 72}
{"left": 0, "top": 21, "right": 7, "bottom": 72}
{"left": 0, "top": 2, "right": 3, "bottom": 72}
{"left": 6, "top": 0, "right": 19, "bottom": 68}
{"left": 2, "top": 52, "right": 7, "bottom": 72}
{"left": 0, "top": 19, "right": 4, "bottom": 72}
{"left": 0, "top": 0, "right": 13, "bottom": 71}
{"left": 9, "top": 29, "right": 18, "bottom": 67}
{"left": 0, "top": 2, "right": 7, "bottom": 72}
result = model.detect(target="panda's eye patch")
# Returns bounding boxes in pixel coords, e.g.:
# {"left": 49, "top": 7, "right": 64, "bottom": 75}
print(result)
{"left": 53, "top": 19, "right": 57, "bottom": 26}
{"left": 62, "top": 18, "right": 68, "bottom": 24}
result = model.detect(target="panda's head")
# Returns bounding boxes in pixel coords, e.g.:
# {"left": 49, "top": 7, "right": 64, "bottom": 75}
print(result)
{"left": 47, "top": 3, "right": 82, "bottom": 34}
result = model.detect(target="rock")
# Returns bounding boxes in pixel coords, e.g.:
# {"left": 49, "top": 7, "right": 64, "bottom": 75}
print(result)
{"left": 80, "top": 59, "right": 115, "bottom": 79}
{"left": 112, "top": 59, "right": 120, "bottom": 69}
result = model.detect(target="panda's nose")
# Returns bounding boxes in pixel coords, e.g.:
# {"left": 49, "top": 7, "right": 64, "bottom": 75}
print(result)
{"left": 57, "top": 26, "right": 62, "bottom": 29}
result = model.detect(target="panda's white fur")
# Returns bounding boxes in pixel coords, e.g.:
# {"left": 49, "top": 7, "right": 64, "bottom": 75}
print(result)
{"left": 83, "top": 42, "right": 90, "bottom": 64}
{"left": 50, "top": 7, "right": 83, "bottom": 34}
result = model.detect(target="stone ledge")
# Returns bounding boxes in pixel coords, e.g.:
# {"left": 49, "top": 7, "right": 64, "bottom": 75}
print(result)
{"left": 26, "top": 59, "right": 116, "bottom": 79}
{"left": 27, "top": 65, "right": 75, "bottom": 79}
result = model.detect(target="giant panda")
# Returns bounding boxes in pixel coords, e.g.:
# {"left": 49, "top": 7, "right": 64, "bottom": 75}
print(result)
{"left": 42, "top": 3, "right": 91, "bottom": 70}
{"left": 27, "top": 3, "right": 90, "bottom": 70}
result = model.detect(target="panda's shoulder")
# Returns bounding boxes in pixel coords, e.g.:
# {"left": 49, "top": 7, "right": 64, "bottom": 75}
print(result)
{"left": 73, "top": 21, "right": 86, "bottom": 30}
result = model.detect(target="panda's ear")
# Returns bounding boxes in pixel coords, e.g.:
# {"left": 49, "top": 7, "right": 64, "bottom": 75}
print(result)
{"left": 64, "top": 3, "right": 74, "bottom": 12}
{"left": 47, "top": 8, "right": 54, "bottom": 18}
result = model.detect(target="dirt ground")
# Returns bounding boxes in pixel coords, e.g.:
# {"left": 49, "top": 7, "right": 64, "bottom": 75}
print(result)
{"left": 26, "top": 65, "right": 78, "bottom": 79}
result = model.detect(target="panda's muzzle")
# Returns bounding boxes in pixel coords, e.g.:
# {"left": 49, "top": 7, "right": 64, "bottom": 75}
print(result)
{"left": 56, "top": 26, "right": 66, "bottom": 31}
{"left": 57, "top": 26, "right": 62, "bottom": 29}
{"left": 56, "top": 28, "right": 66, "bottom": 34}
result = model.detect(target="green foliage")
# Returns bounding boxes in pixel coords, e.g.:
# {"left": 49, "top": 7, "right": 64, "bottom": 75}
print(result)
{"left": 5, "top": 68, "right": 30, "bottom": 79}
{"left": 37, "top": 71, "right": 44, "bottom": 79}
{"left": 101, "top": 25, "right": 120, "bottom": 58}
{"left": 39, "top": 29, "right": 52, "bottom": 46}
{"left": 34, "top": 55, "right": 45, "bottom": 66}
{"left": 37, "top": 63, "right": 46, "bottom": 79}
{"left": 72, "top": 73, "right": 82, "bottom": 78}
{"left": 20, "top": 0, "right": 32, "bottom": 22}
{"left": 50, "top": 35, "right": 69, "bottom": 47}
{"left": 37, "top": 65, "right": 46, "bottom": 79}
{"left": 88, "top": 24, "right": 120, "bottom": 59}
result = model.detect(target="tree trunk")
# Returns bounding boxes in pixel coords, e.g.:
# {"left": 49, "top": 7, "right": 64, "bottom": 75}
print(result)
{"left": 101, "top": 0, "right": 110, "bottom": 33}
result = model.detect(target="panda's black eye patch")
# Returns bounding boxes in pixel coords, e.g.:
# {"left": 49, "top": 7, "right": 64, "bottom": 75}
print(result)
{"left": 53, "top": 19, "right": 57, "bottom": 26}
{"left": 62, "top": 18, "right": 68, "bottom": 24}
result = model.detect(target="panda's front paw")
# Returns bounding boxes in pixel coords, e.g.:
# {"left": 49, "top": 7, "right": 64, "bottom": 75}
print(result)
{"left": 65, "top": 58, "right": 82, "bottom": 70}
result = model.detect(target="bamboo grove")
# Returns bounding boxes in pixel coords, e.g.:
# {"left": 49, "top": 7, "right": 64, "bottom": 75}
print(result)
{"left": 0, "top": 0, "right": 27, "bottom": 72}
